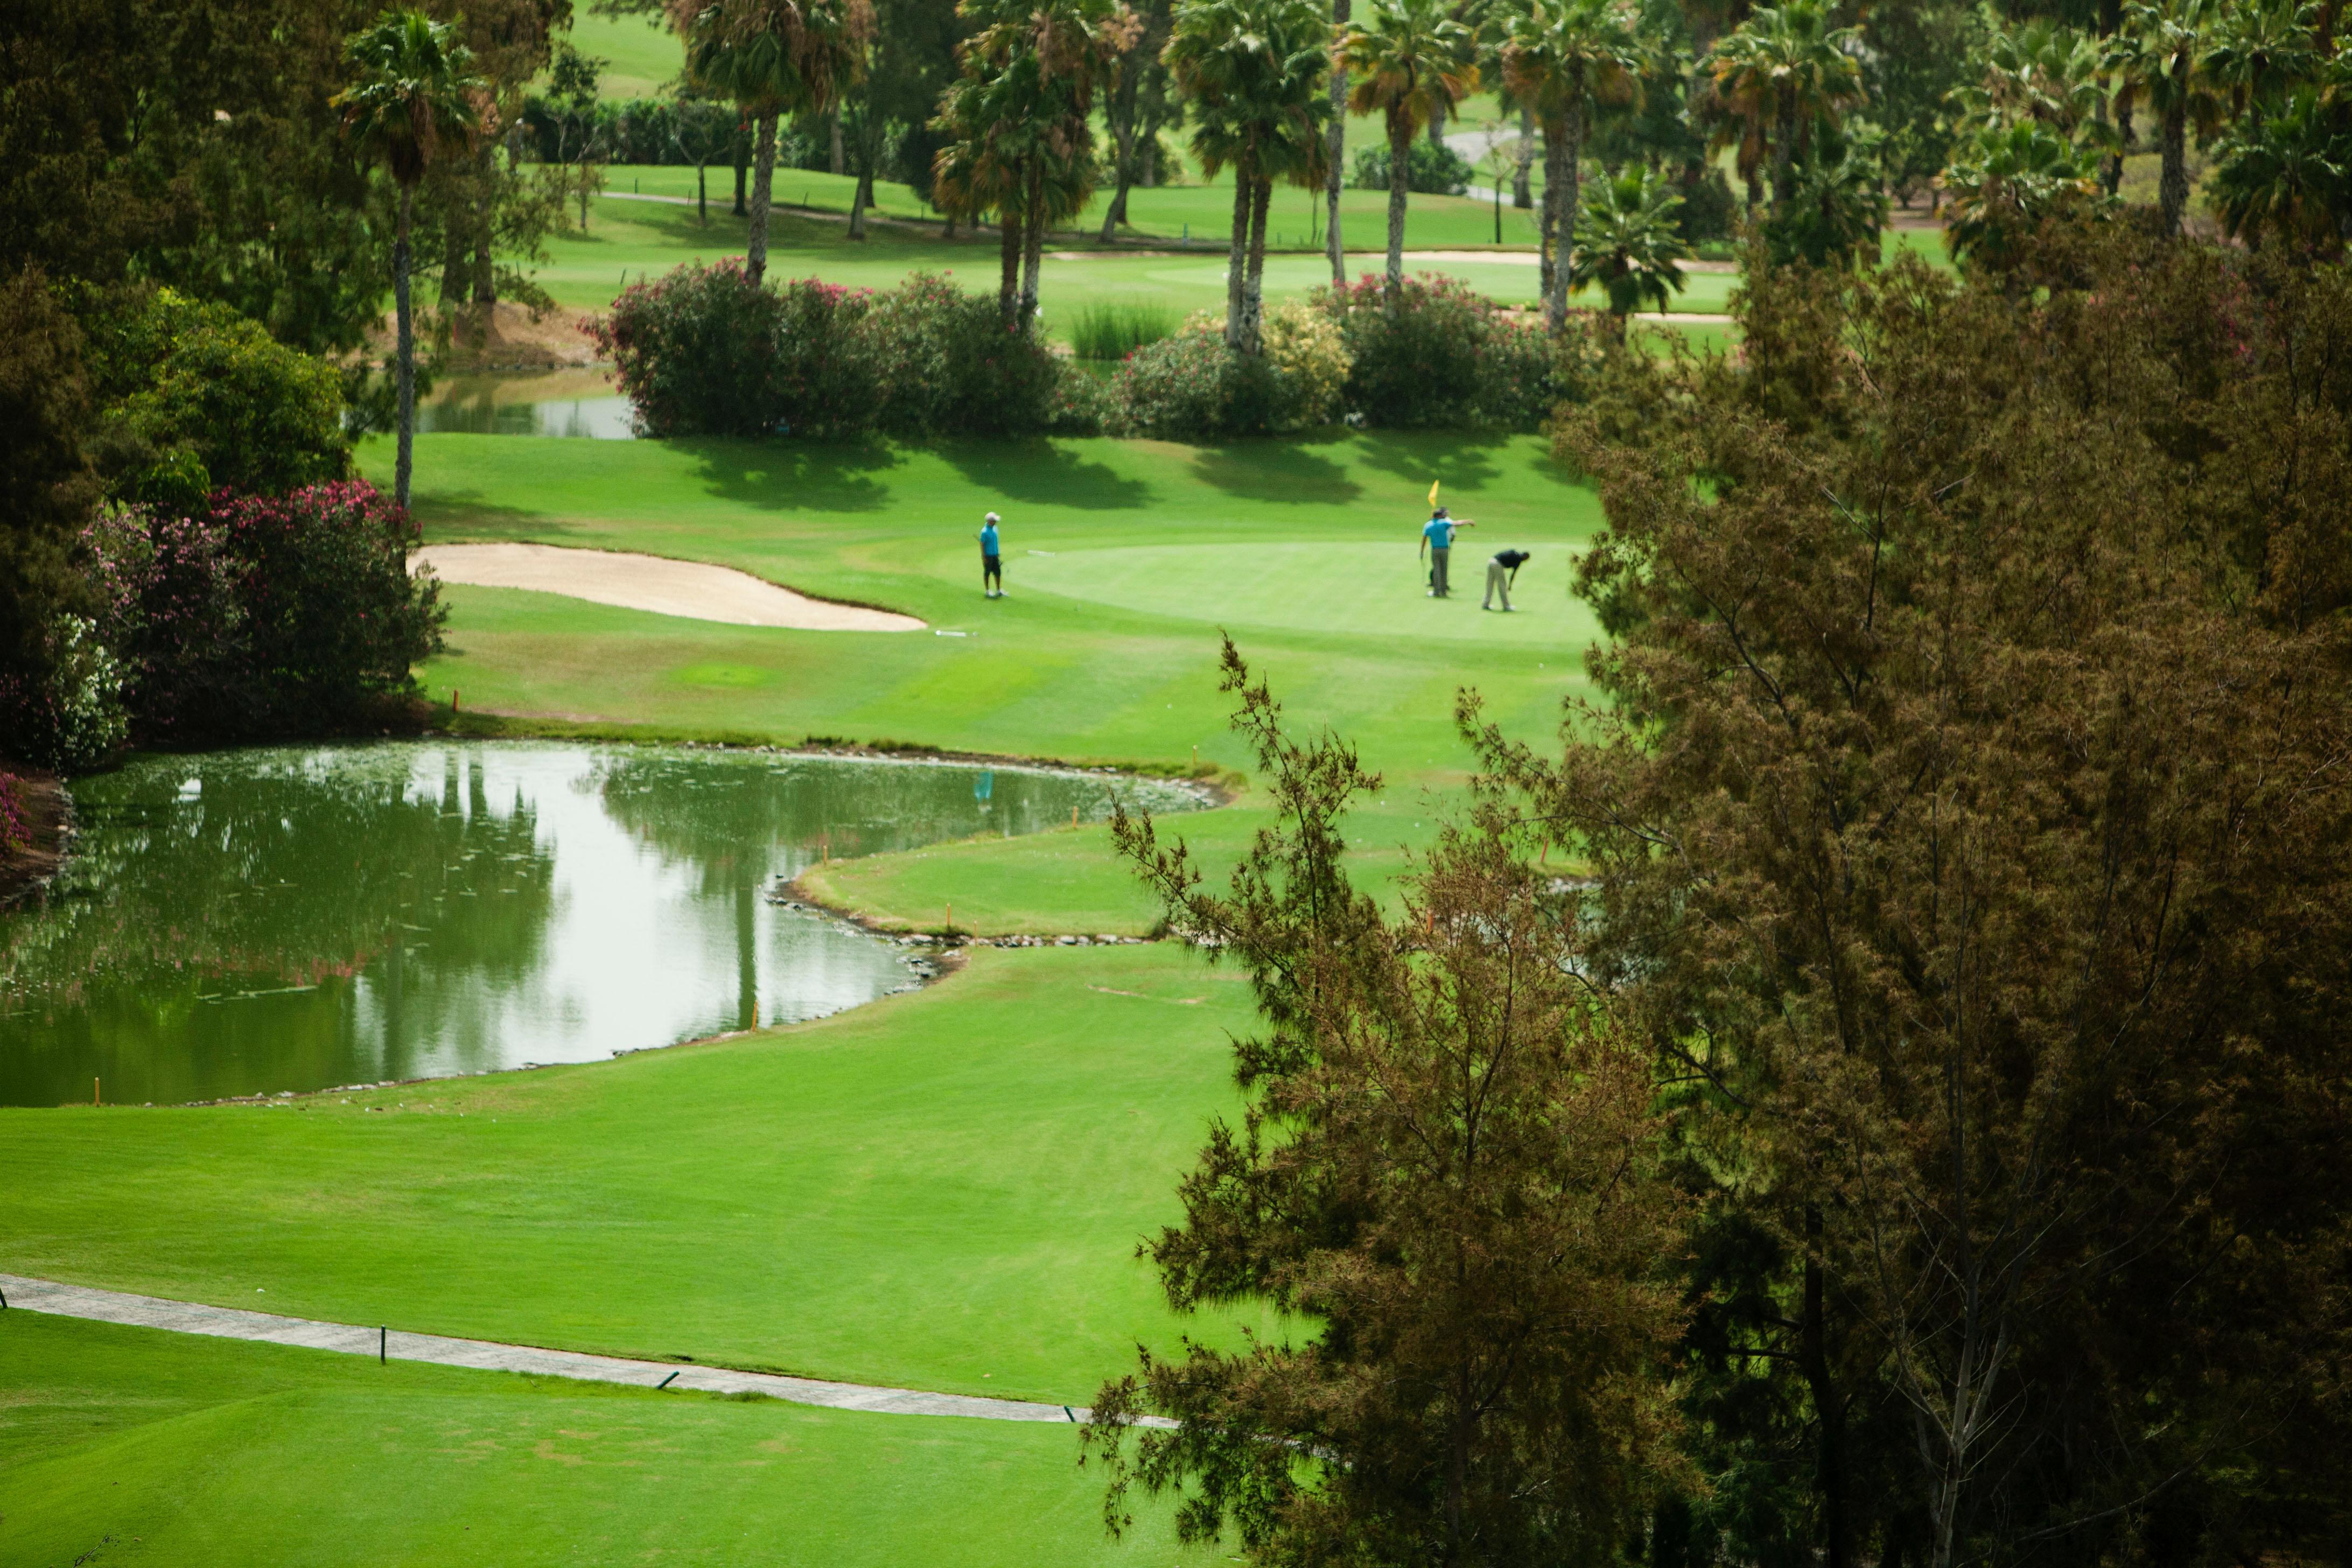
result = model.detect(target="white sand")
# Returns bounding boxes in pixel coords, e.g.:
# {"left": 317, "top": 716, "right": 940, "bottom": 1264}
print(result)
{"left": 414, "top": 543, "right": 925, "bottom": 632}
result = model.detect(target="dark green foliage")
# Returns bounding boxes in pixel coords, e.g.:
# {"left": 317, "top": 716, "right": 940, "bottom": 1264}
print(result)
{"left": 1348, "top": 136, "right": 1474, "bottom": 194}
{"left": 592, "top": 264, "right": 1081, "bottom": 439}
{"left": 1318, "top": 273, "right": 1559, "bottom": 429}
{"left": 1110, "top": 325, "right": 1292, "bottom": 437}
{"left": 81, "top": 288, "right": 352, "bottom": 505}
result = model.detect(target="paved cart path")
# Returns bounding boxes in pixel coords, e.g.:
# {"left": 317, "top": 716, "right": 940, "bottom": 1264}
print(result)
{"left": 0, "top": 1273, "right": 1164, "bottom": 1426}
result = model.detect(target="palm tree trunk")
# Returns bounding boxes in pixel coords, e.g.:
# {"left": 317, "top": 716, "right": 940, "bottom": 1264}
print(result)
{"left": 999, "top": 203, "right": 1024, "bottom": 326}
{"left": 1385, "top": 112, "right": 1411, "bottom": 303}
{"left": 1513, "top": 106, "right": 1534, "bottom": 209}
{"left": 394, "top": 183, "right": 416, "bottom": 513}
{"left": 2159, "top": 100, "right": 2188, "bottom": 235}
{"left": 1327, "top": 0, "right": 1350, "bottom": 284}
{"left": 747, "top": 111, "right": 778, "bottom": 283}
{"left": 1241, "top": 175, "right": 1272, "bottom": 355}
{"left": 1772, "top": 94, "right": 1797, "bottom": 205}
{"left": 1019, "top": 162, "right": 1046, "bottom": 329}
{"left": 1542, "top": 110, "right": 1579, "bottom": 333}
{"left": 829, "top": 103, "right": 845, "bottom": 176}
{"left": 1226, "top": 159, "right": 1252, "bottom": 346}
{"left": 849, "top": 169, "right": 872, "bottom": 239}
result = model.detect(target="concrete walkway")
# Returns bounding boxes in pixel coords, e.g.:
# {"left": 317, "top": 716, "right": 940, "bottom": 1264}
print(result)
{"left": 0, "top": 1274, "right": 1161, "bottom": 1427}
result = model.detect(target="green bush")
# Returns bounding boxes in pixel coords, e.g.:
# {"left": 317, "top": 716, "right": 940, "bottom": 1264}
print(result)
{"left": 1318, "top": 274, "right": 1563, "bottom": 430}
{"left": 592, "top": 262, "right": 877, "bottom": 438}
{"left": 861, "top": 272, "right": 1070, "bottom": 438}
{"left": 595, "top": 267, "right": 1083, "bottom": 441}
{"left": 82, "top": 288, "right": 349, "bottom": 505}
{"left": 1350, "top": 140, "right": 1475, "bottom": 196}
{"left": 0, "top": 613, "right": 127, "bottom": 773}
{"left": 1070, "top": 302, "right": 1175, "bottom": 361}
{"left": 1112, "top": 326, "right": 1296, "bottom": 439}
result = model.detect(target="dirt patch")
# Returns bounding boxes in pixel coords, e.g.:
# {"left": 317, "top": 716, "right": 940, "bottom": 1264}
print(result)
{"left": 369, "top": 300, "right": 604, "bottom": 372}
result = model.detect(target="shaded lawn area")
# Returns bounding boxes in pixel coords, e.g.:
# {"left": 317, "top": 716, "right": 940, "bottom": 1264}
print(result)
{"left": 0, "top": 946, "right": 1272, "bottom": 1405}
{"left": 0, "top": 1312, "right": 1185, "bottom": 1567}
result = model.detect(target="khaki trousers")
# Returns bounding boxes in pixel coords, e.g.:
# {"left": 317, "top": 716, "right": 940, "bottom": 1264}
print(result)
{"left": 1482, "top": 560, "right": 1511, "bottom": 611}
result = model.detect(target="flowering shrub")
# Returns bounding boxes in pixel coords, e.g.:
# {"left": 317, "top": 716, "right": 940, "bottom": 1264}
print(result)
{"left": 85, "top": 482, "right": 444, "bottom": 742}
{"left": 861, "top": 272, "right": 1069, "bottom": 438}
{"left": 591, "top": 262, "right": 878, "bottom": 438}
{"left": 1111, "top": 324, "right": 1295, "bottom": 439}
{"left": 0, "top": 772, "right": 28, "bottom": 857}
{"left": 1262, "top": 301, "right": 1352, "bottom": 428}
{"left": 1316, "top": 274, "right": 1568, "bottom": 431}
{"left": 0, "top": 614, "right": 127, "bottom": 772}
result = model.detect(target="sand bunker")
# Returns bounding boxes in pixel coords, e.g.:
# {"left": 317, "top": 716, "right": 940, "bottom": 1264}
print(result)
{"left": 414, "top": 544, "right": 925, "bottom": 631}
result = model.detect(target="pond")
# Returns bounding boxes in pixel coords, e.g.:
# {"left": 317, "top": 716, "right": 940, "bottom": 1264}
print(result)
{"left": 417, "top": 369, "right": 636, "bottom": 439}
{"left": 0, "top": 744, "right": 1203, "bottom": 1108}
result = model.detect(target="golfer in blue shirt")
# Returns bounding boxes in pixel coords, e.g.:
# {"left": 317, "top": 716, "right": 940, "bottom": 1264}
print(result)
{"left": 979, "top": 512, "right": 1004, "bottom": 598}
{"left": 1419, "top": 507, "right": 1475, "bottom": 598}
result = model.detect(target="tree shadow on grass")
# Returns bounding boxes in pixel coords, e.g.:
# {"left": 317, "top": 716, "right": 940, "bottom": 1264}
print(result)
{"left": 932, "top": 437, "right": 1154, "bottom": 510}
{"left": 1350, "top": 430, "right": 1538, "bottom": 498}
{"left": 414, "top": 492, "right": 583, "bottom": 536}
{"left": 1187, "top": 433, "right": 1364, "bottom": 507}
{"left": 678, "top": 437, "right": 901, "bottom": 513}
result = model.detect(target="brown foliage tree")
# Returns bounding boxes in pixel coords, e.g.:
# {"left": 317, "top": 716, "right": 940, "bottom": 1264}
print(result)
{"left": 1467, "top": 236, "right": 2352, "bottom": 1566}
{"left": 1086, "top": 640, "right": 1691, "bottom": 1568}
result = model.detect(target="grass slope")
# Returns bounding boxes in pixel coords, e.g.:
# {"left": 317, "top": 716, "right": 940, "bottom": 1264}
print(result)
{"left": 0, "top": 946, "right": 1271, "bottom": 1405}
{"left": 0, "top": 1312, "right": 1180, "bottom": 1568}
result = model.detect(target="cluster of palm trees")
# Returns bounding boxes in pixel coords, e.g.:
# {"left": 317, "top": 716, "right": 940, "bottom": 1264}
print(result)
{"left": 1941, "top": 0, "right": 2352, "bottom": 263}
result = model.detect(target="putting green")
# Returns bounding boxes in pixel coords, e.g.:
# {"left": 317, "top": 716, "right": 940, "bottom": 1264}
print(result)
{"left": 1, "top": 1313, "right": 1182, "bottom": 1566}
{"left": 1013, "top": 541, "right": 1598, "bottom": 645}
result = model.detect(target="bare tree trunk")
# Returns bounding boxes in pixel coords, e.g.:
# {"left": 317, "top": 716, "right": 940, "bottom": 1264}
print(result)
{"left": 1019, "top": 162, "right": 1046, "bottom": 328}
{"left": 1326, "top": 0, "right": 1350, "bottom": 283}
{"left": 696, "top": 160, "right": 709, "bottom": 225}
{"left": 2159, "top": 100, "right": 2188, "bottom": 234}
{"left": 1513, "top": 106, "right": 1534, "bottom": 208}
{"left": 1385, "top": 113, "right": 1410, "bottom": 302}
{"left": 1226, "top": 160, "right": 1252, "bottom": 345}
{"left": 829, "top": 103, "right": 844, "bottom": 176}
{"left": 747, "top": 111, "right": 777, "bottom": 282}
{"left": 1099, "top": 177, "right": 1131, "bottom": 242}
{"left": 1801, "top": 1204, "right": 1853, "bottom": 1568}
{"left": 394, "top": 183, "right": 416, "bottom": 512}
{"left": 849, "top": 169, "right": 871, "bottom": 239}
{"left": 1241, "top": 175, "right": 1272, "bottom": 354}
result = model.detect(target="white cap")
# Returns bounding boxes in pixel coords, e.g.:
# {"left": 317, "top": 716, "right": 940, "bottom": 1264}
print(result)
{"left": 984, "top": 512, "right": 1000, "bottom": 523}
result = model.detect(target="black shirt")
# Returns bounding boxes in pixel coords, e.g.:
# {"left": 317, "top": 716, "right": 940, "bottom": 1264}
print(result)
{"left": 1493, "top": 549, "right": 1530, "bottom": 570}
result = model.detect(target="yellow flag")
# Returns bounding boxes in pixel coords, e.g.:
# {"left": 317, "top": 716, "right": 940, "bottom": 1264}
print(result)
{"left": 1428, "top": 480, "right": 1441, "bottom": 508}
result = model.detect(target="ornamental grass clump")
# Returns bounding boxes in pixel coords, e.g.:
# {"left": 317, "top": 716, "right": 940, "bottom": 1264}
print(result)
{"left": 1069, "top": 302, "right": 1175, "bottom": 361}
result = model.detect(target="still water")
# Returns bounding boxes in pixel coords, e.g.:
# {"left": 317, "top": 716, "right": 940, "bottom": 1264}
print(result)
{"left": 0, "top": 744, "right": 1201, "bottom": 1107}
{"left": 417, "top": 370, "right": 636, "bottom": 439}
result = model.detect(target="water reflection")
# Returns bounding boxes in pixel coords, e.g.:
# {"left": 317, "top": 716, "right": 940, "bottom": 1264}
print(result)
{"left": 0, "top": 743, "right": 1201, "bottom": 1106}
{"left": 417, "top": 370, "right": 636, "bottom": 439}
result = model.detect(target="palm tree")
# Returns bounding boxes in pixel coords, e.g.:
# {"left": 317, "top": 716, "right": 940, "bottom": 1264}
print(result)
{"left": 1339, "top": 0, "right": 1479, "bottom": 302}
{"left": 336, "top": 10, "right": 484, "bottom": 513}
{"left": 957, "top": 0, "right": 1126, "bottom": 329}
{"left": 1325, "top": 0, "right": 1353, "bottom": 284}
{"left": 1166, "top": 0, "right": 1331, "bottom": 352}
{"left": 2111, "top": 0, "right": 2227, "bottom": 235}
{"left": 2208, "top": 86, "right": 2350, "bottom": 253}
{"left": 1569, "top": 165, "right": 1691, "bottom": 338}
{"left": 678, "top": 0, "right": 872, "bottom": 284}
{"left": 1501, "top": 0, "right": 1639, "bottom": 334}
{"left": 1702, "top": 0, "right": 1862, "bottom": 208}
{"left": 2205, "top": 0, "right": 2322, "bottom": 127}
{"left": 1937, "top": 118, "right": 2105, "bottom": 275}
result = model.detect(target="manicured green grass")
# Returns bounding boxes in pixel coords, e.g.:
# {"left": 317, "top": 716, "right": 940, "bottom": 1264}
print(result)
{"left": 381, "top": 428, "right": 1599, "bottom": 924}
{"left": 0, "top": 1312, "right": 1182, "bottom": 1567}
{"left": 564, "top": 10, "right": 682, "bottom": 97}
{"left": 0, "top": 946, "right": 1271, "bottom": 1405}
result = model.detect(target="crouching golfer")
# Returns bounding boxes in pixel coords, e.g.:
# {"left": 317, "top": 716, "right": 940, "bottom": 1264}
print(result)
{"left": 1420, "top": 506, "right": 1475, "bottom": 597}
{"left": 1482, "top": 548, "right": 1529, "bottom": 611}
{"left": 979, "top": 512, "right": 1004, "bottom": 598}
